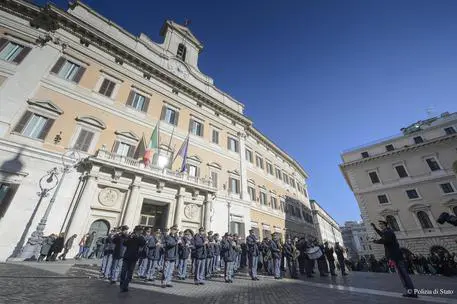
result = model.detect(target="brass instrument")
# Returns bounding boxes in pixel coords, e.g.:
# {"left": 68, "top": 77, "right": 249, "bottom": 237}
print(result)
{"left": 292, "top": 240, "right": 300, "bottom": 260}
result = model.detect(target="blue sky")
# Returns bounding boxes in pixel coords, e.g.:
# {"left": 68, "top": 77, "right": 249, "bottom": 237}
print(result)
{"left": 38, "top": 0, "right": 457, "bottom": 225}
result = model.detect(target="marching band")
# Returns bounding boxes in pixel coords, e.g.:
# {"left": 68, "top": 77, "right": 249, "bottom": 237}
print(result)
{"left": 98, "top": 225, "right": 347, "bottom": 292}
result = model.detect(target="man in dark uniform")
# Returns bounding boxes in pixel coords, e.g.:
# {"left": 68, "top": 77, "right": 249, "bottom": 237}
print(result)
{"left": 206, "top": 232, "right": 214, "bottom": 279}
{"left": 177, "top": 230, "right": 191, "bottom": 280}
{"left": 270, "top": 233, "right": 282, "bottom": 279}
{"left": 137, "top": 227, "right": 151, "bottom": 279}
{"left": 221, "top": 233, "right": 236, "bottom": 283}
{"left": 315, "top": 240, "right": 328, "bottom": 277}
{"left": 283, "top": 237, "right": 298, "bottom": 279}
{"left": 162, "top": 225, "right": 179, "bottom": 288}
{"left": 145, "top": 229, "right": 162, "bottom": 282}
{"left": 334, "top": 242, "right": 347, "bottom": 276}
{"left": 372, "top": 221, "right": 417, "bottom": 298}
{"left": 213, "top": 233, "right": 221, "bottom": 273}
{"left": 109, "top": 225, "right": 129, "bottom": 283}
{"left": 193, "top": 227, "right": 207, "bottom": 285}
{"left": 119, "top": 226, "right": 145, "bottom": 292}
{"left": 324, "top": 242, "right": 337, "bottom": 276}
{"left": 246, "top": 229, "right": 260, "bottom": 280}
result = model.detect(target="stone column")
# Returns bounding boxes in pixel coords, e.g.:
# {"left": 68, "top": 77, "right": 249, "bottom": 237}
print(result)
{"left": 204, "top": 193, "right": 211, "bottom": 231}
{"left": 122, "top": 176, "right": 142, "bottom": 228}
{"left": 238, "top": 131, "right": 249, "bottom": 201}
{"left": 174, "top": 187, "right": 186, "bottom": 227}
{"left": 66, "top": 166, "right": 100, "bottom": 240}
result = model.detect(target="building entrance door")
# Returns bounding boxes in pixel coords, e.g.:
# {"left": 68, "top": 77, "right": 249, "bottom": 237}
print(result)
{"left": 139, "top": 202, "right": 168, "bottom": 231}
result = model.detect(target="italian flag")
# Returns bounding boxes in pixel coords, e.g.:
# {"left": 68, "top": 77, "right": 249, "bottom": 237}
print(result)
{"left": 143, "top": 123, "right": 159, "bottom": 166}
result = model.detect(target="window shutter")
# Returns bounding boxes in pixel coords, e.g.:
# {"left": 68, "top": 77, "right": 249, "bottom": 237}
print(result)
{"left": 227, "top": 138, "right": 230, "bottom": 150}
{"left": 143, "top": 97, "right": 150, "bottom": 112}
{"left": 81, "top": 131, "right": 94, "bottom": 152}
{"left": 160, "top": 106, "right": 166, "bottom": 121}
{"left": 13, "top": 111, "right": 32, "bottom": 133}
{"left": 126, "top": 90, "right": 135, "bottom": 106}
{"left": 0, "top": 38, "right": 8, "bottom": 51}
{"left": 51, "top": 57, "right": 66, "bottom": 74}
{"left": 127, "top": 144, "right": 135, "bottom": 158}
{"left": 173, "top": 111, "right": 179, "bottom": 126}
{"left": 74, "top": 129, "right": 88, "bottom": 150}
{"left": 105, "top": 81, "right": 115, "bottom": 97}
{"left": 73, "top": 66, "right": 86, "bottom": 83}
{"left": 188, "top": 119, "right": 193, "bottom": 133}
{"left": 38, "top": 118, "right": 54, "bottom": 140}
{"left": 200, "top": 123, "right": 204, "bottom": 137}
{"left": 196, "top": 167, "right": 200, "bottom": 177}
{"left": 228, "top": 178, "right": 233, "bottom": 193}
{"left": 112, "top": 140, "right": 120, "bottom": 153}
{"left": 12, "top": 46, "right": 31, "bottom": 64}
{"left": 99, "top": 79, "right": 109, "bottom": 94}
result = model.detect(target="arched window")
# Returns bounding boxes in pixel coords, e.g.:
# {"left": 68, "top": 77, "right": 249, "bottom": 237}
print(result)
{"left": 177, "top": 43, "right": 187, "bottom": 61}
{"left": 453, "top": 206, "right": 457, "bottom": 216}
{"left": 385, "top": 215, "right": 400, "bottom": 231}
{"left": 417, "top": 211, "right": 433, "bottom": 229}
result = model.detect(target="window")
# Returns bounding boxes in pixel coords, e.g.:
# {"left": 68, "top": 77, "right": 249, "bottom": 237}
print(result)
{"left": 385, "top": 144, "right": 395, "bottom": 152}
{"left": 363, "top": 245, "right": 366, "bottom": 250}
{"left": 0, "top": 182, "right": 18, "bottom": 219}
{"left": 160, "top": 106, "right": 179, "bottom": 126}
{"left": 230, "top": 221, "right": 245, "bottom": 238}
{"left": 211, "top": 129, "right": 219, "bottom": 144}
{"left": 255, "top": 155, "right": 264, "bottom": 169}
{"left": 0, "top": 39, "right": 30, "bottom": 63}
{"left": 406, "top": 189, "right": 419, "bottom": 199}
{"left": 126, "top": 91, "right": 149, "bottom": 112}
{"left": 395, "top": 165, "right": 409, "bottom": 178}
{"left": 227, "top": 137, "right": 239, "bottom": 152}
{"left": 13, "top": 111, "right": 54, "bottom": 140}
{"left": 275, "top": 168, "right": 282, "bottom": 180}
{"left": 426, "top": 157, "right": 441, "bottom": 171}
{"left": 280, "top": 201, "right": 285, "bottom": 212}
{"left": 51, "top": 57, "right": 86, "bottom": 83}
{"left": 260, "top": 192, "right": 267, "bottom": 205}
{"left": 283, "top": 174, "right": 289, "bottom": 184}
{"left": 248, "top": 186, "right": 256, "bottom": 201}
{"left": 188, "top": 164, "right": 198, "bottom": 177}
{"left": 413, "top": 136, "right": 424, "bottom": 144}
{"left": 361, "top": 151, "right": 369, "bottom": 158}
{"left": 98, "top": 78, "right": 116, "bottom": 98}
{"left": 440, "top": 183, "right": 455, "bottom": 194}
{"left": 189, "top": 119, "right": 203, "bottom": 136}
{"left": 291, "top": 179, "right": 296, "bottom": 188}
{"left": 377, "top": 194, "right": 389, "bottom": 204}
{"left": 114, "top": 141, "right": 134, "bottom": 158}
{"left": 73, "top": 129, "right": 94, "bottom": 152}
{"left": 417, "top": 211, "right": 433, "bottom": 229}
{"left": 271, "top": 197, "right": 278, "bottom": 209}
{"left": 444, "top": 127, "right": 456, "bottom": 135}
{"left": 177, "top": 43, "right": 187, "bottom": 61}
{"left": 385, "top": 215, "right": 400, "bottom": 231}
{"left": 245, "top": 149, "right": 253, "bottom": 163}
{"left": 303, "top": 187, "right": 308, "bottom": 198}
{"left": 266, "top": 162, "right": 273, "bottom": 175}
{"left": 368, "top": 171, "right": 380, "bottom": 184}
{"left": 229, "top": 177, "right": 240, "bottom": 194}
{"left": 210, "top": 171, "right": 218, "bottom": 188}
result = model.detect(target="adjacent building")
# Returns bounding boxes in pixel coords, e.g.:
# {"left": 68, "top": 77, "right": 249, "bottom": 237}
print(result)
{"left": 340, "top": 112, "right": 457, "bottom": 258}
{"left": 310, "top": 199, "right": 343, "bottom": 247}
{"left": 0, "top": 0, "right": 315, "bottom": 262}
{"left": 340, "top": 220, "right": 374, "bottom": 261}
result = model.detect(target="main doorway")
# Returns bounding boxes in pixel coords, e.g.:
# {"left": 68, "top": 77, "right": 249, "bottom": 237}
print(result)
{"left": 139, "top": 200, "right": 168, "bottom": 231}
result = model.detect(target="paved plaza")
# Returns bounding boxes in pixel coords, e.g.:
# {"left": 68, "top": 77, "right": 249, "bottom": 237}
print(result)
{"left": 0, "top": 262, "right": 457, "bottom": 304}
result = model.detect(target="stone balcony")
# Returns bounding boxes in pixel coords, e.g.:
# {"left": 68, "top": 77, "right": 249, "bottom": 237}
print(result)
{"left": 91, "top": 149, "right": 217, "bottom": 192}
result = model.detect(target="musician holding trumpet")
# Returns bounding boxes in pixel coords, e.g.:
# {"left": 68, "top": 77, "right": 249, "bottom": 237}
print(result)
{"left": 283, "top": 236, "right": 299, "bottom": 279}
{"left": 270, "top": 232, "right": 282, "bottom": 279}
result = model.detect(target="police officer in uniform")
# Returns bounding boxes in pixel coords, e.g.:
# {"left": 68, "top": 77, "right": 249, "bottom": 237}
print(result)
{"left": 213, "top": 233, "right": 221, "bottom": 273}
{"left": 246, "top": 229, "right": 260, "bottom": 280}
{"left": 145, "top": 229, "right": 162, "bottom": 282}
{"left": 137, "top": 227, "right": 151, "bottom": 279}
{"left": 334, "top": 242, "right": 348, "bottom": 276}
{"left": 177, "top": 230, "right": 191, "bottom": 280}
{"left": 324, "top": 242, "right": 337, "bottom": 276}
{"left": 109, "top": 225, "right": 129, "bottom": 283}
{"left": 162, "top": 225, "right": 179, "bottom": 288}
{"left": 193, "top": 227, "right": 207, "bottom": 285}
{"left": 283, "top": 237, "right": 298, "bottom": 279}
{"left": 119, "top": 226, "right": 145, "bottom": 292}
{"left": 221, "top": 233, "right": 236, "bottom": 283}
{"left": 270, "top": 233, "right": 282, "bottom": 279}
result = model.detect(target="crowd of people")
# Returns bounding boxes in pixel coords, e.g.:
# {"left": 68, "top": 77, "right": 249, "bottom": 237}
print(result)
{"left": 350, "top": 251, "right": 457, "bottom": 277}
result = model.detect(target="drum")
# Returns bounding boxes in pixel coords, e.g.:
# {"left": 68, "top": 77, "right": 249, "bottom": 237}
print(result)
{"left": 307, "top": 246, "right": 323, "bottom": 260}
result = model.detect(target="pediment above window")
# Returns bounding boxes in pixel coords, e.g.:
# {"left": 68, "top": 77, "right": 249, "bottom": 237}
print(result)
{"left": 187, "top": 155, "right": 202, "bottom": 164}
{"left": 27, "top": 99, "right": 63, "bottom": 115}
{"left": 75, "top": 116, "right": 106, "bottom": 129}
{"left": 115, "top": 130, "right": 139, "bottom": 141}
{"left": 247, "top": 179, "right": 256, "bottom": 185}
{"left": 259, "top": 185, "right": 267, "bottom": 191}
{"left": 227, "top": 169, "right": 240, "bottom": 176}
{"left": 379, "top": 208, "right": 399, "bottom": 217}
{"left": 408, "top": 203, "right": 431, "bottom": 212}
{"left": 207, "top": 162, "right": 221, "bottom": 170}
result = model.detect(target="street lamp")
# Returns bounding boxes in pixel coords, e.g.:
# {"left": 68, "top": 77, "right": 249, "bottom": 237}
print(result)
{"left": 20, "top": 150, "right": 80, "bottom": 260}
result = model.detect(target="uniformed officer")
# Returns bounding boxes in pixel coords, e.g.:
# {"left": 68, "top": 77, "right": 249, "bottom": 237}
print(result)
{"left": 119, "top": 226, "right": 146, "bottom": 292}
{"left": 137, "top": 227, "right": 151, "bottom": 279}
{"left": 177, "top": 230, "right": 191, "bottom": 280}
{"left": 109, "top": 225, "right": 129, "bottom": 283}
{"left": 221, "top": 233, "right": 236, "bottom": 283}
{"left": 100, "top": 228, "right": 116, "bottom": 278}
{"left": 283, "top": 237, "right": 298, "bottom": 279}
{"left": 145, "top": 229, "right": 162, "bottom": 282}
{"left": 270, "top": 233, "right": 282, "bottom": 279}
{"left": 193, "top": 227, "right": 207, "bottom": 285}
{"left": 324, "top": 242, "right": 337, "bottom": 276}
{"left": 246, "top": 229, "right": 260, "bottom": 280}
{"left": 205, "top": 232, "right": 214, "bottom": 279}
{"left": 315, "top": 240, "right": 328, "bottom": 277}
{"left": 213, "top": 233, "right": 221, "bottom": 273}
{"left": 334, "top": 242, "right": 348, "bottom": 276}
{"left": 162, "top": 225, "right": 179, "bottom": 288}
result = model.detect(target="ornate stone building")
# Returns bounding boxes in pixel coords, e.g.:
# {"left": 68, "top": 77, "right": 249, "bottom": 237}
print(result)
{"left": 310, "top": 199, "right": 343, "bottom": 247}
{"left": 340, "top": 112, "right": 457, "bottom": 258}
{"left": 0, "top": 0, "right": 315, "bottom": 261}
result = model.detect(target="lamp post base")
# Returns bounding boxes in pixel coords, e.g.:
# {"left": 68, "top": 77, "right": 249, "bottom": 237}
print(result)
{"left": 19, "top": 220, "right": 47, "bottom": 260}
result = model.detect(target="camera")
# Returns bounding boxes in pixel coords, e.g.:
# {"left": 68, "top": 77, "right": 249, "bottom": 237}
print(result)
{"left": 437, "top": 212, "right": 457, "bottom": 227}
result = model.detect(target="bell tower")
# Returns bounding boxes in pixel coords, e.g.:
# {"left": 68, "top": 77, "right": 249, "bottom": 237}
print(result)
{"left": 160, "top": 20, "right": 204, "bottom": 69}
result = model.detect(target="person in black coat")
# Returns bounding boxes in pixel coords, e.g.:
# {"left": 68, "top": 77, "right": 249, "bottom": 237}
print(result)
{"left": 162, "top": 225, "right": 179, "bottom": 288}
{"left": 58, "top": 234, "right": 77, "bottom": 261}
{"left": 372, "top": 221, "right": 417, "bottom": 298}
{"left": 246, "top": 229, "right": 260, "bottom": 280}
{"left": 177, "top": 230, "right": 192, "bottom": 280}
{"left": 324, "top": 242, "right": 337, "bottom": 276}
{"left": 270, "top": 233, "right": 282, "bottom": 279}
{"left": 109, "top": 225, "right": 129, "bottom": 283}
{"left": 334, "top": 242, "right": 347, "bottom": 276}
{"left": 221, "top": 233, "right": 236, "bottom": 283}
{"left": 145, "top": 229, "right": 162, "bottom": 282}
{"left": 119, "top": 226, "right": 146, "bottom": 292}
{"left": 192, "top": 227, "right": 207, "bottom": 285}
{"left": 48, "top": 233, "right": 65, "bottom": 261}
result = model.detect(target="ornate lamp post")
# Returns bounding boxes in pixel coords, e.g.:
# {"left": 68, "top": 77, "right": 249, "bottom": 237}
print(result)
{"left": 20, "top": 150, "right": 80, "bottom": 260}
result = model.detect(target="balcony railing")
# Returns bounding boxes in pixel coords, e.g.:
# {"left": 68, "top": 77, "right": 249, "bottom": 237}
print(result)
{"left": 94, "top": 149, "right": 216, "bottom": 190}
